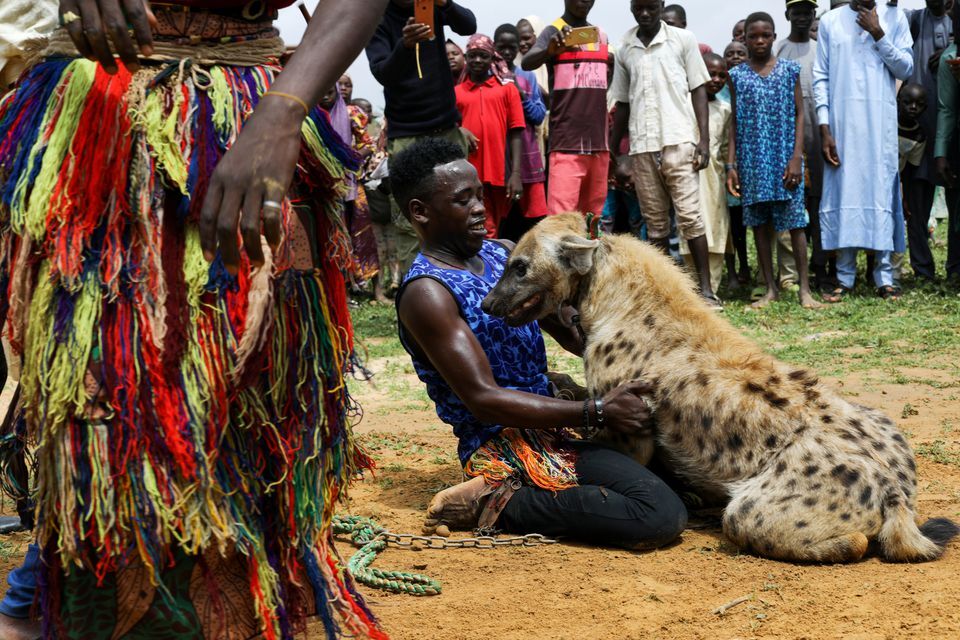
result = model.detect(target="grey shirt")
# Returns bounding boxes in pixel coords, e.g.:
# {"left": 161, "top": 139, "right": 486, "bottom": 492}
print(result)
{"left": 775, "top": 38, "right": 823, "bottom": 197}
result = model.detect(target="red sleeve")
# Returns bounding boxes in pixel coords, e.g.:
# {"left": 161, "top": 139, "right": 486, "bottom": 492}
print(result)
{"left": 505, "top": 83, "right": 525, "bottom": 130}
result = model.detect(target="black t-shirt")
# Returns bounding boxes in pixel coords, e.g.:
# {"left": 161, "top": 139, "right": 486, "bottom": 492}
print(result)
{"left": 365, "top": 2, "right": 476, "bottom": 139}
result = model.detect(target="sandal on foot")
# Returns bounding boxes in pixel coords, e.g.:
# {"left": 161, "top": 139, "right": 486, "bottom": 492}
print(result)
{"left": 877, "top": 285, "right": 902, "bottom": 301}
{"left": 821, "top": 285, "right": 850, "bottom": 303}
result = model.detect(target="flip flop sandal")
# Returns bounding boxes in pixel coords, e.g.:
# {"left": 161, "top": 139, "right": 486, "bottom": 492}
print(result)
{"left": 877, "top": 285, "right": 902, "bottom": 301}
{"left": 821, "top": 285, "right": 850, "bottom": 304}
{"left": 750, "top": 285, "right": 767, "bottom": 301}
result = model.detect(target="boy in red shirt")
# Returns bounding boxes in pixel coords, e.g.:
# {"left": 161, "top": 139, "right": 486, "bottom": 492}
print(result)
{"left": 455, "top": 34, "right": 525, "bottom": 237}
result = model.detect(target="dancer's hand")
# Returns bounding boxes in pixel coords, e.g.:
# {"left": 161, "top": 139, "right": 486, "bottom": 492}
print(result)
{"left": 59, "top": 0, "right": 157, "bottom": 73}
{"left": 200, "top": 97, "right": 302, "bottom": 274}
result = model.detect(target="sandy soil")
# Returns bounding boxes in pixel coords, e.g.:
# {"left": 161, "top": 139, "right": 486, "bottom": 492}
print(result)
{"left": 330, "top": 360, "right": 960, "bottom": 640}
{"left": 1, "top": 360, "right": 957, "bottom": 640}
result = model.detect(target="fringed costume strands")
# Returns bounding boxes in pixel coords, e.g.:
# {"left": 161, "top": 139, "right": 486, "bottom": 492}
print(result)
{"left": 0, "top": 7, "right": 383, "bottom": 639}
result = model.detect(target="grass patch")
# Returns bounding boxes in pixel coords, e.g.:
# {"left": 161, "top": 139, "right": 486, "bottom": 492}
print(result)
{"left": 915, "top": 440, "right": 960, "bottom": 467}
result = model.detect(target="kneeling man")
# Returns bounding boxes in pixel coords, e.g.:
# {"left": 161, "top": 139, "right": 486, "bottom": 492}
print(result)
{"left": 392, "top": 138, "right": 686, "bottom": 549}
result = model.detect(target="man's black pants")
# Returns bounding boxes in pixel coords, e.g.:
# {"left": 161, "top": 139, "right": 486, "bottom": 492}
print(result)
{"left": 902, "top": 169, "right": 936, "bottom": 281}
{"left": 497, "top": 443, "right": 688, "bottom": 550}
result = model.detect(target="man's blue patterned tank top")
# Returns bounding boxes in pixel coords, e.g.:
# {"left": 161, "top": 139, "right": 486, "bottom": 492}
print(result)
{"left": 397, "top": 241, "right": 551, "bottom": 464}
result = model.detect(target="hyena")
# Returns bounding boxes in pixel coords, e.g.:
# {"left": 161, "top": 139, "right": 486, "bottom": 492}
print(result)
{"left": 481, "top": 213, "right": 958, "bottom": 563}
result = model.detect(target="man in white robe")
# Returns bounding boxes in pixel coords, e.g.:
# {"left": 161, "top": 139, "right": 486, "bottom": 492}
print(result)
{"left": 813, "top": 0, "right": 913, "bottom": 297}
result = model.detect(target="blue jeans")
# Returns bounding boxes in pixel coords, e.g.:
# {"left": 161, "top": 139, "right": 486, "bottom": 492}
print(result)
{"left": 836, "top": 248, "right": 894, "bottom": 288}
{"left": 0, "top": 543, "right": 39, "bottom": 618}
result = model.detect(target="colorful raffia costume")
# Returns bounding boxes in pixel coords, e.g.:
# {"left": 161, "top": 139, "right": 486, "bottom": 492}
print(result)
{"left": 0, "top": 2, "right": 384, "bottom": 638}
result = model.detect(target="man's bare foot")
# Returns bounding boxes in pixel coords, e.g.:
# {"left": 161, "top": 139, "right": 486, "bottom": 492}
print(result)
{"left": 422, "top": 476, "right": 491, "bottom": 535}
{"left": 799, "top": 289, "right": 823, "bottom": 309}
{"left": 749, "top": 289, "right": 779, "bottom": 309}
{"left": 726, "top": 275, "right": 742, "bottom": 292}
{"left": 0, "top": 613, "right": 41, "bottom": 640}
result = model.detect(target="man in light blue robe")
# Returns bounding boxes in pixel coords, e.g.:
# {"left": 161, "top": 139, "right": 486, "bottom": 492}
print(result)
{"left": 813, "top": 0, "right": 913, "bottom": 296}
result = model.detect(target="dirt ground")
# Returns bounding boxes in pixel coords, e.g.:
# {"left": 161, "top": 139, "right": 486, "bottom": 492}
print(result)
{"left": 0, "top": 361, "right": 957, "bottom": 639}
{"left": 330, "top": 358, "right": 960, "bottom": 640}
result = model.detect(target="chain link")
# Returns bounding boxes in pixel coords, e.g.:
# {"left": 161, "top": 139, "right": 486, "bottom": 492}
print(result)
{"left": 380, "top": 531, "right": 557, "bottom": 550}
{"left": 332, "top": 515, "right": 557, "bottom": 597}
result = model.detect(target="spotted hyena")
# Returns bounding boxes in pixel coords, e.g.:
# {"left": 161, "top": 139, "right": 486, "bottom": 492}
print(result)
{"left": 481, "top": 213, "right": 958, "bottom": 563}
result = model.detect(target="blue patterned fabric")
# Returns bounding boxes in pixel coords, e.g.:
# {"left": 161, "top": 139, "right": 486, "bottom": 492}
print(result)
{"left": 730, "top": 58, "right": 808, "bottom": 231}
{"left": 397, "top": 241, "right": 551, "bottom": 464}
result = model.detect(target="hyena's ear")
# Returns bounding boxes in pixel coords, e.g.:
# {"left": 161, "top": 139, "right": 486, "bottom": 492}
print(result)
{"left": 559, "top": 235, "right": 600, "bottom": 275}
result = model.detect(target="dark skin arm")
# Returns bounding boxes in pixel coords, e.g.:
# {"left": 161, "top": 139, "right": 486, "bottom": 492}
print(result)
{"left": 726, "top": 83, "right": 740, "bottom": 197}
{"left": 198, "top": 0, "right": 390, "bottom": 273}
{"left": 398, "top": 278, "right": 653, "bottom": 432}
{"left": 538, "top": 313, "right": 584, "bottom": 356}
{"left": 610, "top": 101, "right": 631, "bottom": 172}
{"left": 691, "top": 84, "right": 710, "bottom": 170}
{"left": 820, "top": 123, "right": 841, "bottom": 167}
{"left": 506, "top": 128, "right": 523, "bottom": 201}
{"left": 522, "top": 26, "right": 574, "bottom": 71}
{"left": 783, "top": 79, "right": 804, "bottom": 189}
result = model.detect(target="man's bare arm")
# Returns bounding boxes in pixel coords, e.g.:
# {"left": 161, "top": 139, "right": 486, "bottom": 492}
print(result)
{"left": 398, "top": 278, "right": 651, "bottom": 431}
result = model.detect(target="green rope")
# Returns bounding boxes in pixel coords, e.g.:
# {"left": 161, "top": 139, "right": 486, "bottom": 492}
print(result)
{"left": 333, "top": 515, "right": 442, "bottom": 596}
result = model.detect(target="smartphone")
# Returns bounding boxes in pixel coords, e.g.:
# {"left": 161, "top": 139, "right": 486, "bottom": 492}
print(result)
{"left": 414, "top": 0, "right": 436, "bottom": 40}
{"left": 564, "top": 26, "right": 600, "bottom": 47}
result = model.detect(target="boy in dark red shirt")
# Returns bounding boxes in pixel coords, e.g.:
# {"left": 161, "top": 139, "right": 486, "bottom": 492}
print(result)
{"left": 456, "top": 34, "right": 525, "bottom": 237}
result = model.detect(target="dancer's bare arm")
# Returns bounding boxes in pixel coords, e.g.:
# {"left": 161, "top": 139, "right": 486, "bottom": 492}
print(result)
{"left": 199, "top": 0, "right": 390, "bottom": 273}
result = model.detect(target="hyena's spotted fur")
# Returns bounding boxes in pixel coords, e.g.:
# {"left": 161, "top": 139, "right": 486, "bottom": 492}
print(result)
{"left": 483, "top": 213, "right": 958, "bottom": 563}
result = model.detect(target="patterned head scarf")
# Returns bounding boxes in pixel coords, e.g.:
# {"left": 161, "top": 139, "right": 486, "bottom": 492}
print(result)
{"left": 459, "top": 33, "right": 511, "bottom": 85}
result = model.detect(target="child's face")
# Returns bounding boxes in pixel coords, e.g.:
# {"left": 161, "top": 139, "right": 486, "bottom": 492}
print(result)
{"left": 732, "top": 20, "right": 746, "bottom": 43}
{"left": 447, "top": 42, "right": 465, "bottom": 74}
{"left": 320, "top": 85, "right": 339, "bottom": 110}
{"left": 465, "top": 49, "right": 493, "bottom": 78}
{"left": 495, "top": 33, "right": 520, "bottom": 65}
{"left": 705, "top": 59, "right": 729, "bottom": 96}
{"left": 663, "top": 9, "right": 685, "bottom": 28}
{"left": 745, "top": 20, "right": 776, "bottom": 59}
{"left": 898, "top": 87, "right": 928, "bottom": 121}
{"left": 517, "top": 21, "right": 537, "bottom": 55}
{"left": 810, "top": 18, "right": 819, "bottom": 40}
{"left": 724, "top": 41, "right": 748, "bottom": 68}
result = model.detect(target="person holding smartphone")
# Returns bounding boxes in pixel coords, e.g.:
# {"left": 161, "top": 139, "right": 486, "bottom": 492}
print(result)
{"left": 522, "top": 0, "right": 612, "bottom": 218}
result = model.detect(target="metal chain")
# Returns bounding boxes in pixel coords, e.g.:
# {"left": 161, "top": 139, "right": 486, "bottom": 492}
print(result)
{"left": 380, "top": 531, "right": 557, "bottom": 549}
{"left": 332, "top": 515, "right": 557, "bottom": 597}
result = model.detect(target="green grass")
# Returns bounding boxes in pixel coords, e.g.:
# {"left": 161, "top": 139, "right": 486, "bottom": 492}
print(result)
{"left": 915, "top": 440, "right": 960, "bottom": 467}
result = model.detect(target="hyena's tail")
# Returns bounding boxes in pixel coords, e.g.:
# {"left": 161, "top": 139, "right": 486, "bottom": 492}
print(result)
{"left": 878, "top": 492, "right": 960, "bottom": 561}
